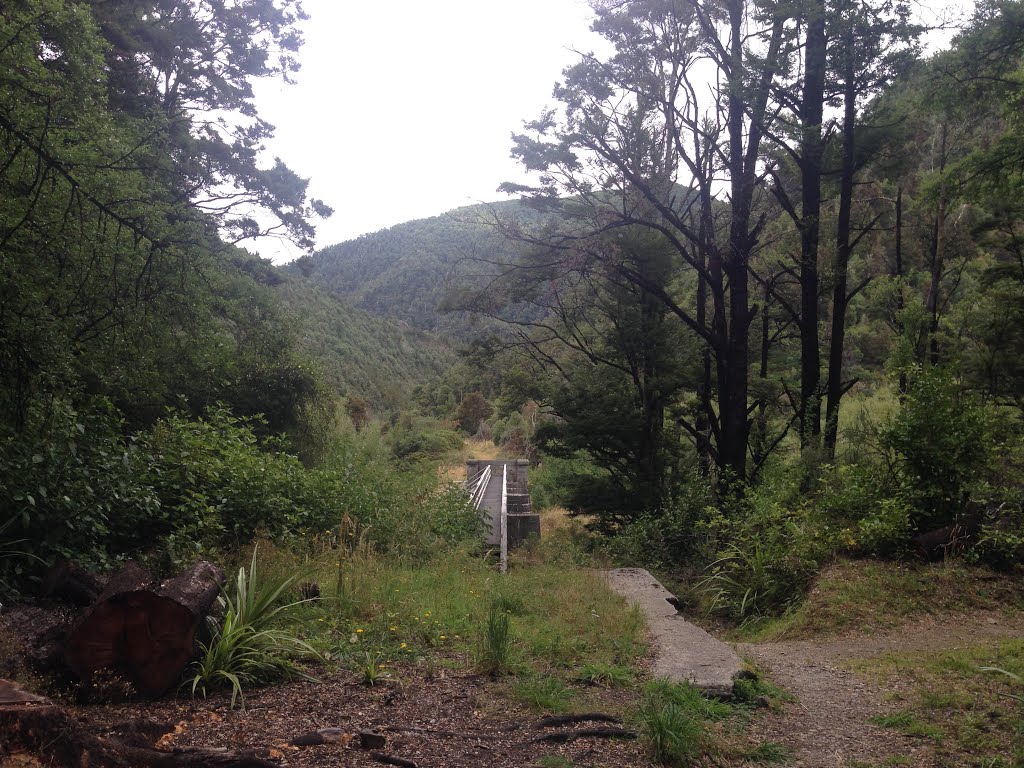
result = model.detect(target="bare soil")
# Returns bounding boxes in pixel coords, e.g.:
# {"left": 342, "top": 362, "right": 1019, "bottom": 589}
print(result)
{"left": 64, "top": 665, "right": 647, "bottom": 768}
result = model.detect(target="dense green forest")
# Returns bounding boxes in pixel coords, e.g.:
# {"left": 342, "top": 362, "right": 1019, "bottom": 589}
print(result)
{"left": 314, "top": 0, "right": 1024, "bottom": 600}
{"left": 300, "top": 200, "right": 552, "bottom": 338}
{"left": 436, "top": 0, "right": 1024, "bottom": 600}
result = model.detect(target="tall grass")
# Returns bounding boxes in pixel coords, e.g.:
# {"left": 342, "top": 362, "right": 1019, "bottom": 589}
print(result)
{"left": 475, "top": 603, "right": 513, "bottom": 676}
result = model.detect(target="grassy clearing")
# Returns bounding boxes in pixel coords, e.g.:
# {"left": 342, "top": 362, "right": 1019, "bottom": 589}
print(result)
{"left": 223, "top": 530, "right": 791, "bottom": 765}
{"left": 246, "top": 529, "right": 648, "bottom": 714}
{"left": 735, "top": 559, "right": 1024, "bottom": 641}
{"left": 853, "top": 638, "right": 1024, "bottom": 767}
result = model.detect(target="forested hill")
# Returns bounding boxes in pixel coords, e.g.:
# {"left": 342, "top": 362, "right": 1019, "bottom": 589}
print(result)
{"left": 296, "top": 200, "right": 541, "bottom": 336}
{"left": 272, "top": 274, "right": 457, "bottom": 411}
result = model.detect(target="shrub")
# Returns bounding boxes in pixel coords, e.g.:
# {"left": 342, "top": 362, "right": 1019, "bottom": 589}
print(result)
{"left": 971, "top": 496, "right": 1024, "bottom": 571}
{"left": 696, "top": 493, "right": 825, "bottom": 621}
{"left": 856, "top": 497, "right": 914, "bottom": 557}
{"left": 0, "top": 397, "right": 158, "bottom": 582}
{"left": 610, "top": 475, "right": 715, "bottom": 568}
{"left": 817, "top": 462, "right": 912, "bottom": 557}
{"left": 883, "top": 367, "right": 990, "bottom": 530}
{"left": 190, "top": 548, "right": 317, "bottom": 708}
{"left": 388, "top": 413, "right": 462, "bottom": 461}
{"left": 140, "top": 406, "right": 345, "bottom": 559}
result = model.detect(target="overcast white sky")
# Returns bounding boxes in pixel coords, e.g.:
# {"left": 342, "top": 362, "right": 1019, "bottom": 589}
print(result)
{"left": 251, "top": 0, "right": 601, "bottom": 262}
{"left": 251, "top": 0, "right": 970, "bottom": 263}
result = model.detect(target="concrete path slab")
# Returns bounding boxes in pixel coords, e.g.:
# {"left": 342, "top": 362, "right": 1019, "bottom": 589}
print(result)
{"left": 605, "top": 567, "right": 745, "bottom": 697}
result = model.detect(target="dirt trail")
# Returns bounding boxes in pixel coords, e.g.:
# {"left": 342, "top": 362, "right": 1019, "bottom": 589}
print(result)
{"left": 736, "top": 610, "right": 1024, "bottom": 767}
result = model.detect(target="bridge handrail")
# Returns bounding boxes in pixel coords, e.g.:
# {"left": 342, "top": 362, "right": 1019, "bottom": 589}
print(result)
{"left": 466, "top": 464, "right": 492, "bottom": 510}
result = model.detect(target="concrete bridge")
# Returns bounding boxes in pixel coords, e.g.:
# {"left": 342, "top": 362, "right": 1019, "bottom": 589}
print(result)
{"left": 465, "top": 459, "right": 540, "bottom": 569}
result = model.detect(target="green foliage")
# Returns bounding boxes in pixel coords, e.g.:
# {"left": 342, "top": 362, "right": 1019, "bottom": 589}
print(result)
{"left": 973, "top": 499, "right": 1024, "bottom": 571}
{"left": 361, "top": 652, "right": 384, "bottom": 687}
{"left": 738, "top": 559, "right": 1024, "bottom": 641}
{"left": 512, "top": 675, "right": 573, "bottom": 713}
{"left": 306, "top": 201, "right": 548, "bottom": 338}
{"left": 0, "top": 398, "right": 159, "bottom": 579}
{"left": 856, "top": 498, "right": 914, "bottom": 557}
{"left": 637, "top": 681, "right": 721, "bottom": 767}
{"left": 388, "top": 414, "right": 463, "bottom": 462}
{"left": 0, "top": 515, "right": 41, "bottom": 598}
{"left": 190, "top": 549, "right": 318, "bottom": 708}
{"left": 138, "top": 407, "right": 347, "bottom": 561}
{"left": 817, "top": 462, "right": 913, "bottom": 557}
{"left": 0, "top": 0, "right": 328, "bottom": 439}
{"left": 475, "top": 604, "right": 514, "bottom": 677}
{"left": 576, "top": 662, "right": 633, "bottom": 688}
{"left": 276, "top": 277, "right": 458, "bottom": 414}
{"left": 610, "top": 475, "right": 715, "bottom": 568}
{"left": 883, "top": 367, "right": 990, "bottom": 529}
{"left": 696, "top": 492, "right": 827, "bottom": 622}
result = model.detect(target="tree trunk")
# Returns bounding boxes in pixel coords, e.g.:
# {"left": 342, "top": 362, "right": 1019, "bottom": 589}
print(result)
{"left": 927, "top": 122, "right": 949, "bottom": 366}
{"left": 799, "top": 0, "right": 827, "bottom": 451}
{"left": 895, "top": 186, "right": 908, "bottom": 397}
{"left": 65, "top": 560, "right": 225, "bottom": 697}
{"left": 824, "top": 49, "right": 859, "bottom": 460}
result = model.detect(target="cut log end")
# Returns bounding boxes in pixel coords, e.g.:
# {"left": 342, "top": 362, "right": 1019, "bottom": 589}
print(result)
{"left": 64, "top": 561, "right": 225, "bottom": 698}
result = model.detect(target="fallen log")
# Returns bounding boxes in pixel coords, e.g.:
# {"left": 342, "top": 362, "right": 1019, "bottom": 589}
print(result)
{"left": 42, "top": 558, "right": 104, "bottom": 606}
{"left": 64, "top": 560, "right": 225, "bottom": 697}
{"left": 0, "top": 679, "right": 278, "bottom": 768}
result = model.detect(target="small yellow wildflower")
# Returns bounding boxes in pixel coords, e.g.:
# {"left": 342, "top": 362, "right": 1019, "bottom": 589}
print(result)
{"left": 356, "top": 628, "right": 364, "bottom": 634}
{"left": 400, "top": 642, "right": 408, "bottom": 649}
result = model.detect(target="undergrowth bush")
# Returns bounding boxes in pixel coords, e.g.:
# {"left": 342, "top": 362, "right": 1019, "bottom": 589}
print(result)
{"left": 696, "top": 491, "right": 827, "bottom": 621}
{"left": 817, "top": 462, "right": 913, "bottom": 557}
{"left": 0, "top": 394, "right": 485, "bottom": 592}
{"left": 883, "top": 367, "right": 991, "bottom": 530}
{"left": 190, "top": 548, "right": 318, "bottom": 708}
{"left": 0, "top": 398, "right": 159, "bottom": 580}
{"left": 609, "top": 475, "right": 715, "bottom": 569}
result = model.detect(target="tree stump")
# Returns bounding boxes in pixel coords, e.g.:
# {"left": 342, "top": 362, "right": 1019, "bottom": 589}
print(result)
{"left": 64, "top": 561, "right": 225, "bottom": 697}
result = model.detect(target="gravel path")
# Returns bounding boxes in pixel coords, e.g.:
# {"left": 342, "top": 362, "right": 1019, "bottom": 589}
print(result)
{"left": 736, "top": 609, "right": 1024, "bottom": 767}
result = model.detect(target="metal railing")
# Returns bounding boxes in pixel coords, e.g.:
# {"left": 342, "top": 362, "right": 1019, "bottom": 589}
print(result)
{"left": 466, "top": 464, "right": 492, "bottom": 510}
